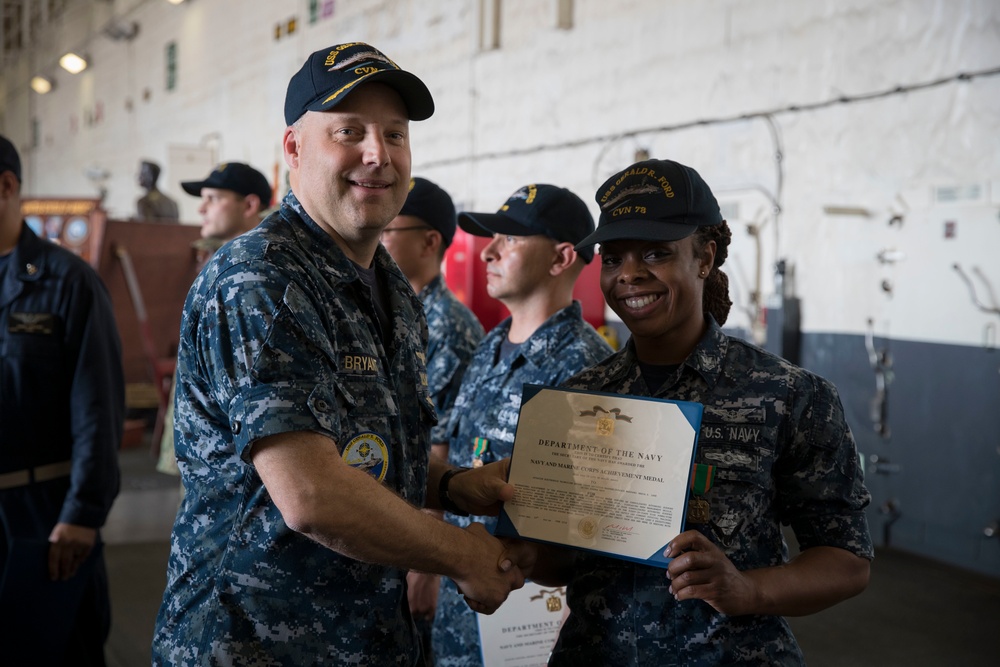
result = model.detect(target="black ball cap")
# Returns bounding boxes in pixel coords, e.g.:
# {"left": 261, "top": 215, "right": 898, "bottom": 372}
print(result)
{"left": 576, "top": 159, "right": 723, "bottom": 251}
{"left": 181, "top": 162, "right": 272, "bottom": 205}
{"left": 399, "top": 177, "right": 457, "bottom": 247}
{"left": 459, "top": 184, "right": 596, "bottom": 263}
{"left": 284, "top": 42, "right": 434, "bottom": 125}
{"left": 0, "top": 134, "right": 21, "bottom": 182}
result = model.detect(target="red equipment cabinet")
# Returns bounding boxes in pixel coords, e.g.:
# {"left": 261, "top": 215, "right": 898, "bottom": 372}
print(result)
{"left": 443, "top": 228, "right": 606, "bottom": 332}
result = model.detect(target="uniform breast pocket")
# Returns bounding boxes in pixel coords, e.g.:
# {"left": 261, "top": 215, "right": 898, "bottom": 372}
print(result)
{"left": 698, "top": 408, "right": 773, "bottom": 491}
{"left": 6, "top": 333, "right": 63, "bottom": 362}
{"left": 334, "top": 373, "right": 398, "bottom": 422}
{"left": 701, "top": 443, "right": 773, "bottom": 490}
{"left": 3, "top": 335, "right": 65, "bottom": 396}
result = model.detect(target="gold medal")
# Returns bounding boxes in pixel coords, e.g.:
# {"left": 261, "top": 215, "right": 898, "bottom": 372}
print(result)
{"left": 687, "top": 497, "right": 710, "bottom": 524}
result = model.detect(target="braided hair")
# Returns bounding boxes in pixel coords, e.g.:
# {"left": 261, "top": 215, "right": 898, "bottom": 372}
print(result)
{"left": 693, "top": 221, "right": 733, "bottom": 326}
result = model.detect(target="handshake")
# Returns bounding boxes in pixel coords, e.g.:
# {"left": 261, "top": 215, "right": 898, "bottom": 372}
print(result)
{"left": 419, "top": 459, "right": 547, "bottom": 616}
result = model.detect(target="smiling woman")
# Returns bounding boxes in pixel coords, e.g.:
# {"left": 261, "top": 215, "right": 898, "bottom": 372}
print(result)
{"left": 511, "top": 157, "right": 874, "bottom": 667}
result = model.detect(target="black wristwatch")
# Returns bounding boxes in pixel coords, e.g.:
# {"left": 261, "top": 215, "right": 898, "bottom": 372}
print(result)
{"left": 438, "top": 467, "right": 471, "bottom": 517}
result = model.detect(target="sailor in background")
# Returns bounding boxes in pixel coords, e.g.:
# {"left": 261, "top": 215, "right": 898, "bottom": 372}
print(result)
{"left": 0, "top": 134, "right": 124, "bottom": 666}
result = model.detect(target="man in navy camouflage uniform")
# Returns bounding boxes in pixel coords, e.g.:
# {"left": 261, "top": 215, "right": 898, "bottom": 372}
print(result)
{"left": 381, "top": 176, "right": 484, "bottom": 663}
{"left": 432, "top": 184, "right": 613, "bottom": 666}
{"left": 152, "top": 43, "right": 524, "bottom": 666}
{"left": 512, "top": 159, "right": 872, "bottom": 666}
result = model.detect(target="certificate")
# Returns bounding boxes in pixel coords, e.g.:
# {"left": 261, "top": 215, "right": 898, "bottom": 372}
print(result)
{"left": 495, "top": 384, "right": 703, "bottom": 568}
{"left": 477, "top": 581, "right": 568, "bottom": 667}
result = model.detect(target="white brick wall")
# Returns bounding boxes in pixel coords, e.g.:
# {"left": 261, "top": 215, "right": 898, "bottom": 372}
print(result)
{"left": 2, "top": 0, "right": 998, "bottom": 343}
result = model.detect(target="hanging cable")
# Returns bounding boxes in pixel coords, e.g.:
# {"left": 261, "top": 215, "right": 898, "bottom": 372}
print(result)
{"left": 420, "top": 65, "right": 1000, "bottom": 169}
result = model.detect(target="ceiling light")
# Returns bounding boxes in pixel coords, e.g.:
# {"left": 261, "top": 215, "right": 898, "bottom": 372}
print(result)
{"left": 59, "top": 52, "right": 88, "bottom": 74}
{"left": 31, "top": 76, "right": 54, "bottom": 94}
{"left": 166, "top": 0, "right": 188, "bottom": 5}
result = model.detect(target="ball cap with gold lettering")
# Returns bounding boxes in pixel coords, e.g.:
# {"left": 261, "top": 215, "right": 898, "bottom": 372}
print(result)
{"left": 458, "top": 184, "right": 596, "bottom": 263}
{"left": 284, "top": 42, "right": 434, "bottom": 126}
{"left": 576, "top": 159, "right": 723, "bottom": 250}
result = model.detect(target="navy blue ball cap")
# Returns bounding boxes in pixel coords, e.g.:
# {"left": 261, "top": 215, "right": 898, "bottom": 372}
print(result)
{"left": 458, "top": 184, "right": 596, "bottom": 263}
{"left": 399, "top": 177, "right": 456, "bottom": 247}
{"left": 284, "top": 42, "right": 434, "bottom": 126}
{"left": 576, "top": 159, "right": 723, "bottom": 251}
{"left": 0, "top": 134, "right": 22, "bottom": 182}
{"left": 181, "top": 162, "right": 272, "bottom": 205}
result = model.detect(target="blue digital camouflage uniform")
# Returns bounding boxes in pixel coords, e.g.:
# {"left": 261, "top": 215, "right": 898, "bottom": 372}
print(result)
{"left": 548, "top": 318, "right": 873, "bottom": 667}
{"left": 420, "top": 274, "right": 483, "bottom": 445}
{"left": 152, "top": 192, "right": 437, "bottom": 666}
{"left": 433, "top": 302, "right": 612, "bottom": 666}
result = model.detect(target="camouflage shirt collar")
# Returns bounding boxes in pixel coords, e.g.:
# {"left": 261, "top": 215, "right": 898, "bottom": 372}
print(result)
{"left": 279, "top": 190, "right": 386, "bottom": 285}
{"left": 417, "top": 274, "right": 446, "bottom": 307}
{"left": 513, "top": 301, "right": 587, "bottom": 366}
{"left": 607, "top": 315, "right": 728, "bottom": 393}
{"left": 683, "top": 315, "right": 728, "bottom": 389}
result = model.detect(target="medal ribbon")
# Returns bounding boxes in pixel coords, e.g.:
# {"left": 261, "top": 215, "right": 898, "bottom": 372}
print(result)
{"left": 689, "top": 463, "right": 716, "bottom": 496}
{"left": 473, "top": 437, "right": 489, "bottom": 460}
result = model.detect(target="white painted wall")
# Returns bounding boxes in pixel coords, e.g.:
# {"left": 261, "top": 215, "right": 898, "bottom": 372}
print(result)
{"left": 2, "top": 0, "right": 998, "bottom": 346}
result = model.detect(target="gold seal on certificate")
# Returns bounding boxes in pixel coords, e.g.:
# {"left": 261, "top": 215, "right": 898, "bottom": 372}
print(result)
{"left": 543, "top": 591, "right": 563, "bottom": 612}
{"left": 495, "top": 384, "right": 703, "bottom": 569}
{"left": 578, "top": 516, "right": 599, "bottom": 540}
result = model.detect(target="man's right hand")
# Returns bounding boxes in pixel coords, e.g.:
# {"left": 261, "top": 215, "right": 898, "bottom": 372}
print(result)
{"left": 452, "top": 522, "right": 525, "bottom": 614}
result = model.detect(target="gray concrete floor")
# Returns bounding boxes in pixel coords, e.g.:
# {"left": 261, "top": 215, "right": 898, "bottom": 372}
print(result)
{"left": 104, "top": 446, "right": 179, "bottom": 667}
{"left": 103, "top": 447, "right": 1000, "bottom": 667}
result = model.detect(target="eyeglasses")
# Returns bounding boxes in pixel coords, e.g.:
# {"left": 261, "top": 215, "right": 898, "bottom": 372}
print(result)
{"left": 381, "top": 225, "right": 433, "bottom": 235}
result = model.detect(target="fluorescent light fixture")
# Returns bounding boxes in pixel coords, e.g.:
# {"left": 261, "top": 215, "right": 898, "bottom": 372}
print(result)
{"left": 59, "top": 52, "right": 88, "bottom": 74}
{"left": 31, "top": 76, "right": 54, "bottom": 94}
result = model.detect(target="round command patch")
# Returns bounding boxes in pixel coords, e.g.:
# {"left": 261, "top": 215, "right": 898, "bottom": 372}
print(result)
{"left": 342, "top": 432, "right": 389, "bottom": 482}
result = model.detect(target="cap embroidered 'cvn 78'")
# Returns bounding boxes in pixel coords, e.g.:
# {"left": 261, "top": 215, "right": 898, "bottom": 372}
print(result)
{"left": 576, "top": 159, "right": 723, "bottom": 250}
{"left": 284, "top": 42, "right": 434, "bottom": 125}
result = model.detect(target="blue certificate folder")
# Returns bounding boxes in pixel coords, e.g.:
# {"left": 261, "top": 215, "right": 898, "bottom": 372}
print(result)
{"left": 495, "top": 384, "right": 703, "bottom": 569}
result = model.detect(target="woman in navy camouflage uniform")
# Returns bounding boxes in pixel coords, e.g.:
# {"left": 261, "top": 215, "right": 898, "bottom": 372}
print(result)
{"left": 519, "top": 159, "right": 873, "bottom": 666}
